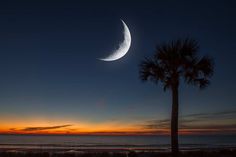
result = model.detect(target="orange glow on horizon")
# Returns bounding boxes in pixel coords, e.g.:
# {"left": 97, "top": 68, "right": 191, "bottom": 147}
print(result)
{"left": 0, "top": 118, "right": 168, "bottom": 135}
{"left": 1, "top": 116, "right": 234, "bottom": 136}
{"left": 0, "top": 124, "right": 232, "bottom": 135}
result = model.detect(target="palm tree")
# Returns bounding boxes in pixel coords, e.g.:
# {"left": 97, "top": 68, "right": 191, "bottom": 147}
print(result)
{"left": 139, "top": 38, "right": 214, "bottom": 157}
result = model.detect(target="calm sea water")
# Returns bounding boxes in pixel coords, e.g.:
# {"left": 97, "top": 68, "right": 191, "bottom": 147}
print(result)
{"left": 0, "top": 135, "right": 235, "bottom": 150}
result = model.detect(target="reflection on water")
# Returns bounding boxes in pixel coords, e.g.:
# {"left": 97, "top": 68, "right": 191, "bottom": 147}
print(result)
{"left": 0, "top": 135, "right": 235, "bottom": 150}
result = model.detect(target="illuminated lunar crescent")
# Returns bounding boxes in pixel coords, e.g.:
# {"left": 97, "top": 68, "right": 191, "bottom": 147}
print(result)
{"left": 99, "top": 20, "right": 131, "bottom": 61}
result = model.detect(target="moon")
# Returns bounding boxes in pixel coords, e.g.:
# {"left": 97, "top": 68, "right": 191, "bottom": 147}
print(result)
{"left": 99, "top": 20, "right": 131, "bottom": 61}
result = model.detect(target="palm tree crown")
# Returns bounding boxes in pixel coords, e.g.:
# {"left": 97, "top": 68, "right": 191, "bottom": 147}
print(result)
{"left": 139, "top": 38, "right": 214, "bottom": 90}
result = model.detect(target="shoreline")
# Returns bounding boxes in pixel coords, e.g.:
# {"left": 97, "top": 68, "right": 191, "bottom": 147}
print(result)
{"left": 1, "top": 143, "right": 236, "bottom": 152}
{"left": 1, "top": 146, "right": 236, "bottom": 153}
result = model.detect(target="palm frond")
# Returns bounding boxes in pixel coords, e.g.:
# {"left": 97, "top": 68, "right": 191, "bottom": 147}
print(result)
{"left": 196, "top": 56, "right": 214, "bottom": 77}
{"left": 139, "top": 57, "right": 165, "bottom": 84}
{"left": 139, "top": 38, "right": 214, "bottom": 91}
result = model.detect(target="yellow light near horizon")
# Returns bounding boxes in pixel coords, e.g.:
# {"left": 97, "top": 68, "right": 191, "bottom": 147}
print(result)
{"left": 0, "top": 116, "right": 154, "bottom": 135}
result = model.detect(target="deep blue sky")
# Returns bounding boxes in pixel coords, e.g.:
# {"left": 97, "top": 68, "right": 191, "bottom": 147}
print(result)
{"left": 0, "top": 0, "right": 235, "bottom": 134}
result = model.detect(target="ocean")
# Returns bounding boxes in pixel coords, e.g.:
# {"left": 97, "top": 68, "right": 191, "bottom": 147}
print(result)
{"left": 0, "top": 135, "right": 235, "bottom": 151}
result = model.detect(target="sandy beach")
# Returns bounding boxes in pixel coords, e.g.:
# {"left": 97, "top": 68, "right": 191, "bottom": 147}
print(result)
{"left": 0, "top": 147, "right": 236, "bottom": 157}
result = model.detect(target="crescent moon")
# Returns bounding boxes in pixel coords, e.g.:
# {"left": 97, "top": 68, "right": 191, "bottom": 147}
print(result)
{"left": 99, "top": 20, "right": 131, "bottom": 61}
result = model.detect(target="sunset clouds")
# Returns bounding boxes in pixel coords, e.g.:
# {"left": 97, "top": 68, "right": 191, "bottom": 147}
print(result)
{"left": 142, "top": 110, "right": 236, "bottom": 134}
{"left": 0, "top": 110, "right": 235, "bottom": 135}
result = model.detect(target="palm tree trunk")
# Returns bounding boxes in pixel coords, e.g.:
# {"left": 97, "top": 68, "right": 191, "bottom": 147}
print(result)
{"left": 171, "top": 84, "right": 179, "bottom": 157}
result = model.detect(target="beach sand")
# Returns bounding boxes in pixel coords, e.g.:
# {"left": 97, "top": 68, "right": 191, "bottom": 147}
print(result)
{"left": 0, "top": 148, "right": 236, "bottom": 157}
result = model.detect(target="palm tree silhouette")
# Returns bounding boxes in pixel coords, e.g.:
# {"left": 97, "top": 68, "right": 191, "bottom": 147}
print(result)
{"left": 139, "top": 38, "right": 214, "bottom": 157}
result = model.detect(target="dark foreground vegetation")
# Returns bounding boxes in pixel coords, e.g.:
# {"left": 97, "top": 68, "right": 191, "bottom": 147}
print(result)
{"left": 0, "top": 149, "right": 235, "bottom": 157}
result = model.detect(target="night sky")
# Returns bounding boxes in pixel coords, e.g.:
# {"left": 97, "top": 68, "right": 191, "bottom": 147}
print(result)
{"left": 0, "top": 0, "right": 235, "bottom": 135}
